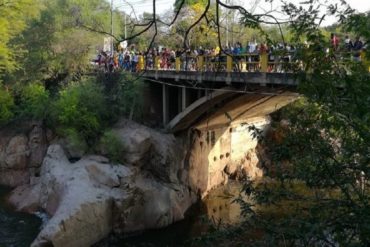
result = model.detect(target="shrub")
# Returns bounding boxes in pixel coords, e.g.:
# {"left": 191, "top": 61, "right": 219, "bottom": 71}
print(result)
{"left": 105, "top": 73, "right": 145, "bottom": 122}
{"left": 18, "top": 83, "right": 50, "bottom": 119}
{"left": 60, "top": 127, "right": 88, "bottom": 156}
{"left": 53, "top": 78, "right": 107, "bottom": 144}
{"left": 0, "top": 87, "right": 14, "bottom": 125}
{"left": 99, "top": 130, "right": 124, "bottom": 163}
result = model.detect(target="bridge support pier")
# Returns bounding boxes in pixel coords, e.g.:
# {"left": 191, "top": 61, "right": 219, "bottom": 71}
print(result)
{"left": 181, "top": 87, "right": 190, "bottom": 110}
{"left": 162, "top": 84, "right": 169, "bottom": 126}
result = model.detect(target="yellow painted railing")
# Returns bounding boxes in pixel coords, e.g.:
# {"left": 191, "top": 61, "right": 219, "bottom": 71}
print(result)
{"left": 146, "top": 52, "right": 367, "bottom": 73}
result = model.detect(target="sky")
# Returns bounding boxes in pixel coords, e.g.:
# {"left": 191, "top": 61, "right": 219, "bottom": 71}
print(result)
{"left": 113, "top": 0, "right": 370, "bottom": 26}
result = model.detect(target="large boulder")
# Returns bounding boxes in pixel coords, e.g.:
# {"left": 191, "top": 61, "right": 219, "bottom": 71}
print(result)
{"left": 28, "top": 144, "right": 195, "bottom": 247}
{"left": 110, "top": 119, "right": 187, "bottom": 184}
{"left": 0, "top": 170, "right": 30, "bottom": 188}
{"left": 0, "top": 122, "right": 48, "bottom": 187}
{"left": 8, "top": 183, "right": 41, "bottom": 213}
{"left": 28, "top": 125, "right": 48, "bottom": 167}
{"left": 112, "top": 127, "right": 152, "bottom": 165}
{"left": 4, "top": 135, "right": 30, "bottom": 169}
{"left": 112, "top": 175, "right": 194, "bottom": 234}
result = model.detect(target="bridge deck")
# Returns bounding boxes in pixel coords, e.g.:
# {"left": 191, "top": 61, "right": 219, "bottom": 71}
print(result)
{"left": 142, "top": 71, "right": 298, "bottom": 85}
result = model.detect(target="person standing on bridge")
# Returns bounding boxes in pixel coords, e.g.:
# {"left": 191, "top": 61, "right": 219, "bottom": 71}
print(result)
{"left": 344, "top": 35, "right": 353, "bottom": 51}
{"left": 331, "top": 33, "right": 340, "bottom": 51}
{"left": 118, "top": 51, "right": 124, "bottom": 69}
{"left": 132, "top": 52, "right": 139, "bottom": 72}
{"left": 233, "top": 42, "right": 242, "bottom": 72}
{"left": 353, "top": 36, "right": 363, "bottom": 62}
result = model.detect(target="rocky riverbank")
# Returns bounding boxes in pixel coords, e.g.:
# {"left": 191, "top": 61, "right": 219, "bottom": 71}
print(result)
{"left": 0, "top": 118, "right": 268, "bottom": 246}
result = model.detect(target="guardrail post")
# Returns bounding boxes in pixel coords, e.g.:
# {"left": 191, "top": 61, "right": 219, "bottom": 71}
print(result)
{"left": 197, "top": 55, "right": 204, "bottom": 71}
{"left": 154, "top": 56, "right": 160, "bottom": 71}
{"left": 175, "top": 57, "right": 181, "bottom": 72}
{"left": 227, "top": 55, "right": 232, "bottom": 72}
{"left": 138, "top": 55, "right": 144, "bottom": 71}
{"left": 162, "top": 84, "right": 169, "bottom": 126}
{"left": 260, "top": 52, "right": 268, "bottom": 72}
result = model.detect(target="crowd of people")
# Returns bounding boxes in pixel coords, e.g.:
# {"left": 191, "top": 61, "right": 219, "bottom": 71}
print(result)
{"left": 92, "top": 34, "right": 366, "bottom": 73}
{"left": 331, "top": 33, "right": 365, "bottom": 61}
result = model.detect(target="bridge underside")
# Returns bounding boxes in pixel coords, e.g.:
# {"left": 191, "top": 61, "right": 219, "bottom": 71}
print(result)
{"left": 169, "top": 90, "right": 299, "bottom": 132}
{"left": 140, "top": 73, "right": 299, "bottom": 131}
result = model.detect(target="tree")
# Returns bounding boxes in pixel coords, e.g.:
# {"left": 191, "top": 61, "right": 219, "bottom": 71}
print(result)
{"left": 0, "top": 0, "right": 40, "bottom": 73}
{"left": 2, "top": 0, "right": 123, "bottom": 85}
{"left": 169, "top": 2, "right": 218, "bottom": 48}
{"left": 233, "top": 3, "right": 369, "bottom": 247}
{"left": 174, "top": 0, "right": 208, "bottom": 11}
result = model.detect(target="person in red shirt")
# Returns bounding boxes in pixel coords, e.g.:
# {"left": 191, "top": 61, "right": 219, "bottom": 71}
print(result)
{"left": 331, "top": 33, "right": 340, "bottom": 51}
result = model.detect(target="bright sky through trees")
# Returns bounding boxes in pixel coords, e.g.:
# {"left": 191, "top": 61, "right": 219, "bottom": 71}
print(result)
{"left": 113, "top": 0, "right": 370, "bottom": 26}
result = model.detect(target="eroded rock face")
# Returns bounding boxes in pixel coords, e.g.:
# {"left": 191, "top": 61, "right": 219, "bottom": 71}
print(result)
{"left": 0, "top": 122, "right": 48, "bottom": 187}
{"left": 8, "top": 183, "right": 41, "bottom": 213}
{"left": 110, "top": 119, "right": 187, "bottom": 184}
{"left": 5, "top": 135, "right": 29, "bottom": 169}
{"left": 0, "top": 170, "right": 30, "bottom": 187}
{"left": 187, "top": 118, "right": 268, "bottom": 197}
{"left": 24, "top": 144, "right": 195, "bottom": 247}
{"left": 28, "top": 125, "right": 48, "bottom": 167}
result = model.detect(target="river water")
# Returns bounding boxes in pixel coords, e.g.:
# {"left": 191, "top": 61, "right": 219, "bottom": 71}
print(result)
{"left": 0, "top": 186, "right": 42, "bottom": 247}
{"left": 0, "top": 182, "right": 244, "bottom": 247}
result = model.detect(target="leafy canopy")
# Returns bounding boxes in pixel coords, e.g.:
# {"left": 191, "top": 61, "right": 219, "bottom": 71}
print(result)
{"left": 0, "top": 0, "right": 40, "bottom": 73}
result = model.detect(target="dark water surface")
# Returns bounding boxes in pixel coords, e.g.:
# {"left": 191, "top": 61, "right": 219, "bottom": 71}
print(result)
{"left": 98, "top": 181, "right": 244, "bottom": 247}
{"left": 0, "top": 186, "right": 42, "bottom": 247}
{"left": 0, "top": 182, "right": 244, "bottom": 247}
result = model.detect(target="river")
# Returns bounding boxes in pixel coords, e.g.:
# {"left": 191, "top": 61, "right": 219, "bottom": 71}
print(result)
{"left": 0, "top": 182, "right": 244, "bottom": 247}
{"left": 0, "top": 186, "right": 42, "bottom": 247}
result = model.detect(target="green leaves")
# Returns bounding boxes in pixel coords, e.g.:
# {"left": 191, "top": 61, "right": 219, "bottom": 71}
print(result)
{"left": 0, "top": 87, "right": 14, "bottom": 126}
{"left": 99, "top": 130, "right": 125, "bottom": 163}
{"left": 18, "top": 83, "right": 50, "bottom": 120}
{"left": 0, "top": 0, "right": 40, "bottom": 73}
{"left": 53, "top": 78, "right": 107, "bottom": 144}
{"left": 229, "top": 2, "right": 370, "bottom": 246}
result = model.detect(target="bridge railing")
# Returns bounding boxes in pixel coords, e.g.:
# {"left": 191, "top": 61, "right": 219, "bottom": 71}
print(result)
{"left": 139, "top": 52, "right": 300, "bottom": 73}
{"left": 111, "top": 50, "right": 369, "bottom": 73}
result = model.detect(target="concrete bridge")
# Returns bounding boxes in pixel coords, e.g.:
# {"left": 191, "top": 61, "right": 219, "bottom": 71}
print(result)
{"left": 138, "top": 69, "right": 299, "bottom": 197}
{"left": 139, "top": 69, "right": 299, "bottom": 132}
{"left": 143, "top": 70, "right": 297, "bottom": 85}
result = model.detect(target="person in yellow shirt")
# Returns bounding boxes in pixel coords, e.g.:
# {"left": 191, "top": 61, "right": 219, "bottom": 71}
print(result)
{"left": 215, "top": 46, "right": 220, "bottom": 55}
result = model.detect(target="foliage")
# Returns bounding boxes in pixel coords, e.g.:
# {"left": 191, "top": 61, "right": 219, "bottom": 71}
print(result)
{"left": 0, "top": 0, "right": 40, "bottom": 73}
{"left": 17, "top": 83, "right": 50, "bottom": 120}
{"left": 104, "top": 73, "right": 145, "bottom": 122}
{"left": 0, "top": 87, "right": 14, "bottom": 126}
{"left": 229, "top": 3, "right": 370, "bottom": 246}
{"left": 174, "top": 0, "right": 208, "bottom": 11}
{"left": 169, "top": 3, "right": 218, "bottom": 48}
{"left": 344, "top": 11, "right": 370, "bottom": 58}
{"left": 59, "top": 127, "right": 88, "bottom": 155}
{"left": 53, "top": 78, "right": 107, "bottom": 144}
{"left": 2, "top": 0, "right": 121, "bottom": 85}
{"left": 99, "top": 130, "right": 124, "bottom": 163}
